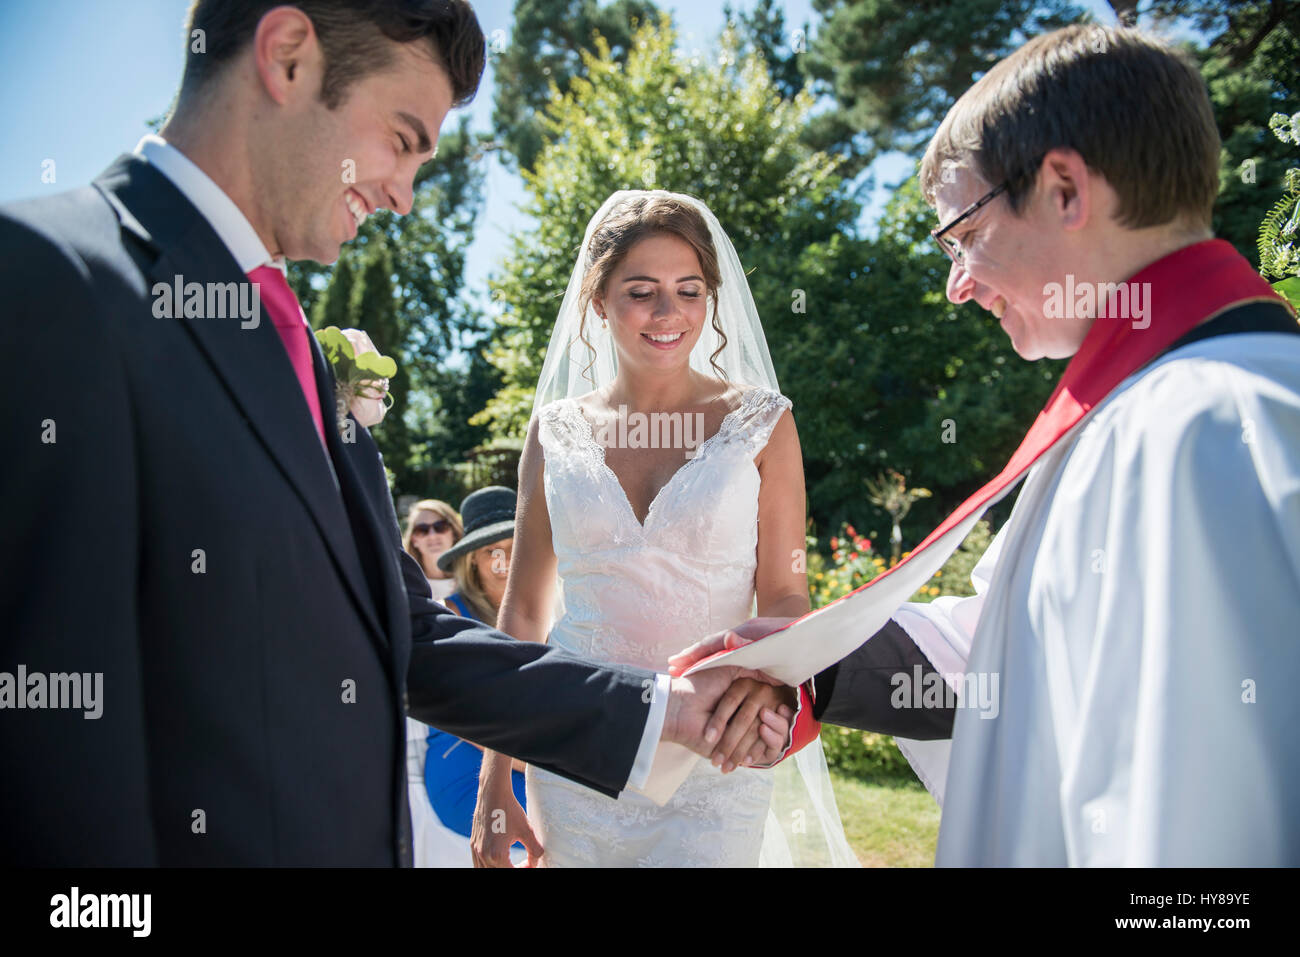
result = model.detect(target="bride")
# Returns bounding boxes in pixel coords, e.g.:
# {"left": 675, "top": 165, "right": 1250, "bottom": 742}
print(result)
{"left": 471, "top": 190, "right": 856, "bottom": 867}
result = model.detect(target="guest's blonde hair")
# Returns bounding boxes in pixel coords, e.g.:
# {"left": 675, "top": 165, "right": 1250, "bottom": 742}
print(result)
{"left": 402, "top": 499, "right": 463, "bottom": 577}
{"left": 450, "top": 548, "right": 500, "bottom": 627}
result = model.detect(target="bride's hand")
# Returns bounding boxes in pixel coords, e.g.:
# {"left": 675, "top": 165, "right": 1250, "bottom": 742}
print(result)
{"left": 707, "top": 677, "right": 797, "bottom": 772}
{"left": 471, "top": 764, "right": 542, "bottom": 868}
{"left": 667, "top": 616, "right": 796, "bottom": 676}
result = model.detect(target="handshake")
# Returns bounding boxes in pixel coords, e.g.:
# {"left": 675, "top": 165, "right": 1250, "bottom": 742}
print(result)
{"left": 471, "top": 618, "right": 798, "bottom": 867}
{"left": 662, "top": 616, "right": 798, "bottom": 773}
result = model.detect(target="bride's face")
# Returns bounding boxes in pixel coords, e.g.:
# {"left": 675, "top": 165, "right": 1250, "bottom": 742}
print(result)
{"left": 595, "top": 233, "right": 709, "bottom": 375}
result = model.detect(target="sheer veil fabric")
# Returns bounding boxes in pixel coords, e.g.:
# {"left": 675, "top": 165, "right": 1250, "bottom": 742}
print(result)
{"left": 530, "top": 189, "right": 858, "bottom": 867}
{"left": 532, "top": 190, "right": 781, "bottom": 412}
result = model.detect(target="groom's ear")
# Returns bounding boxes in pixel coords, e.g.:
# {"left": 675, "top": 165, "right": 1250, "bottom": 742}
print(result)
{"left": 253, "top": 6, "right": 321, "bottom": 106}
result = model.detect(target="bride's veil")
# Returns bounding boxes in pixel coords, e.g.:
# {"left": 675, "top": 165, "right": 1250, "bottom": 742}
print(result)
{"left": 530, "top": 189, "right": 779, "bottom": 419}
{"left": 531, "top": 188, "right": 859, "bottom": 868}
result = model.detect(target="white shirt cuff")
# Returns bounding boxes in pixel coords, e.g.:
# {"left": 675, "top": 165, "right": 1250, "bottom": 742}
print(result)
{"left": 624, "top": 673, "right": 671, "bottom": 791}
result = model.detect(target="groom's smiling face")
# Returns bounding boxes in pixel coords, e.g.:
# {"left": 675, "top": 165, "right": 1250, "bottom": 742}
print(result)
{"left": 262, "top": 25, "right": 452, "bottom": 264}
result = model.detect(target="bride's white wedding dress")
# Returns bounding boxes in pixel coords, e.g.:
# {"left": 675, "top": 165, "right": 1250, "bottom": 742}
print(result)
{"left": 524, "top": 385, "right": 795, "bottom": 867}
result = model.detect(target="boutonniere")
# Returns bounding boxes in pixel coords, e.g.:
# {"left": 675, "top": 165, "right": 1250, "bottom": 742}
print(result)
{"left": 314, "top": 326, "right": 397, "bottom": 432}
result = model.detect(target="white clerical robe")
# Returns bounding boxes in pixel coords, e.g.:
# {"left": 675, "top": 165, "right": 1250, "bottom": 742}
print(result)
{"left": 893, "top": 332, "right": 1300, "bottom": 865}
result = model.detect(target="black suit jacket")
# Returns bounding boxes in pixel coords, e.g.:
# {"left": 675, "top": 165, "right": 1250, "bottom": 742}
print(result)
{"left": 0, "top": 155, "right": 654, "bottom": 866}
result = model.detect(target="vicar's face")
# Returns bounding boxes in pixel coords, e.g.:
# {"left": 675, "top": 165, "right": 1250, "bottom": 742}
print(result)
{"left": 594, "top": 233, "right": 710, "bottom": 376}
{"left": 935, "top": 165, "right": 1087, "bottom": 361}
{"left": 270, "top": 36, "right": 452, "bottom": 264}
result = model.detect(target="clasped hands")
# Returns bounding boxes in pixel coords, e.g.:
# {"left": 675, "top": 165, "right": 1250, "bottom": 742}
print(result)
{"left": 470, "top": 617, "right": 797, "bottom": 868}
{"left": 663, "top": 616, "right": 804, "bottom": 772}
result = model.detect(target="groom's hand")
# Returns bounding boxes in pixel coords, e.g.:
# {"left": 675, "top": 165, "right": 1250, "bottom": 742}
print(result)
{"left": 666, "top": 616, "right": 797, "bottom": 676}
{"left": 663, "top": 668, "right": 793, "bottom": 770}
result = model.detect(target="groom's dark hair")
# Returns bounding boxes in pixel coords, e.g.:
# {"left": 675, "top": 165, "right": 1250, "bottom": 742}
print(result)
{"left": 178, "top": 0, "right": 485, "bottom": 110}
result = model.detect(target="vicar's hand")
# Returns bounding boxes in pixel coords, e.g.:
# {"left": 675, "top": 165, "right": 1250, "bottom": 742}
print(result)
{"left": 666, "top": 616, "right": 797, "bottom": 676}
{"left": 471, "top": 760, "right": 542, "bottom": 868}
{"left": 664, "top": 668, "right": 792, "bottom": 770}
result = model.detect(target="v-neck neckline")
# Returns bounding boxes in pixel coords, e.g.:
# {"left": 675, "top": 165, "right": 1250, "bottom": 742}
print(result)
{"left": 564, "top": 391, "right": 758, "bottom": 533}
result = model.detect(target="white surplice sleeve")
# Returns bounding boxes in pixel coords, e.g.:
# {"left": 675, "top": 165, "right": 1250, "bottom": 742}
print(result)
{"left": 884, "top": 519, "right": 1010, "bottom": 805}
{"left": 1038, "top": 342, "right": 1300, "bottom": 865}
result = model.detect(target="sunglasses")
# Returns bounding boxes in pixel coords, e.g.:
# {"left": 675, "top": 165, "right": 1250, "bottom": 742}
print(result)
{"left": 412, "top": 519, "right": 453, "bottom": 537}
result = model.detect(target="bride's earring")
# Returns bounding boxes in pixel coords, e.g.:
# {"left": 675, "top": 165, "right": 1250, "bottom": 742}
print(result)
{"left": 599, "top": 311, "right": 607, "bottom": 329}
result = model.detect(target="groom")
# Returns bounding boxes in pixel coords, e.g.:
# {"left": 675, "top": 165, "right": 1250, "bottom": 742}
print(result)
{"left": 0, "top": 0, "right": 787, "bottom": 866}
{"left": 675, "top": 24, "right": 1300, "bottom": 865}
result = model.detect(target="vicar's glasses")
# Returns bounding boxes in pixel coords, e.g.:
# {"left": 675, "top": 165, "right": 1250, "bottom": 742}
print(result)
{"left": 931, "top": 181, "right": 1008, "bottom": 267}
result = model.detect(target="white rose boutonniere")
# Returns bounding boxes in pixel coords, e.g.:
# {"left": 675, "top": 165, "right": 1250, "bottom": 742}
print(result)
{"left": 314, "top": 325, "right": 397, "bottom": 432}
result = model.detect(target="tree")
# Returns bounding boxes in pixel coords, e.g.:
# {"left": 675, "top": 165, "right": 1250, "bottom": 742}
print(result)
{"left": 347, "top": 238, "right": 415, "bottom": 487}
{"left": 404, "top": 347, "right": 504, "bottom": 504}
{"left": 723, "top": 0, "right": 809, "bottom": 101}
{"left": 1180, "top": 2, "right": 1300, "bottom": 266}
{"left": 490, "top": 0, "right": 662, "bottom": 173}
{"left": 309, "top": 250, "right": 355, "bottom": 332}
{"left": 780, "top": 177, "right": 1063, "bottom": 540}
{"left": 800, "top": 0, "right": 1086, "bottom": 176}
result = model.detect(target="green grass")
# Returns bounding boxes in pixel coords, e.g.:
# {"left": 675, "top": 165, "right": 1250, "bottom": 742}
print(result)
{"left": 827, "top": 769, "right": 940, "bottom": 867}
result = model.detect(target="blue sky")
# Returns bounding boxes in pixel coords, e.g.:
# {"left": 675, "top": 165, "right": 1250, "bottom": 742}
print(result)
{"left": 0, "top": 0, "right": 1123, "bottom": 313}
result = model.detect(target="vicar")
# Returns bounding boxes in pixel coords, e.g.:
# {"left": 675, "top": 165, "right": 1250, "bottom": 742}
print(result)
{"left": 674, "top": 24, "right": 1300, "bottom": 866}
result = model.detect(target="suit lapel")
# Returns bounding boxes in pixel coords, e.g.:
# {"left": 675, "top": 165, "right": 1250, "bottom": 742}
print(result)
{"left": 94, "top": 155, "right": 389, "bottom": 649}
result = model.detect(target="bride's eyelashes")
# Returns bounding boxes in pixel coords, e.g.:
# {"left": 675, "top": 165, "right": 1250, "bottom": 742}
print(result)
{"left": 626, "top": 287, "right": 702, "bottom": 301}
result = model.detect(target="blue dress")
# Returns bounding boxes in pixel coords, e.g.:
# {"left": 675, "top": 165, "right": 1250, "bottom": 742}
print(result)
{"left": 424, "top": 593, "right": 528, "bottom": 837}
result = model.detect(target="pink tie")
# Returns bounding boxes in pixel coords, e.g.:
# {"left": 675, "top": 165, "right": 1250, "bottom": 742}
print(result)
{"left": 249, "top": 265, "right": 327, "bottom": 444}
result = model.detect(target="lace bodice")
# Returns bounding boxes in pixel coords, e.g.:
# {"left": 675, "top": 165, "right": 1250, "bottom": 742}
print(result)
{"left": 537, "top": 386, "right": 792, "bottom": 670}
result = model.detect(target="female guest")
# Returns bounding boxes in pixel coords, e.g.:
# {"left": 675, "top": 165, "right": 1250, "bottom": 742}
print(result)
{"left": 402, "top": 499, "right": 462, "bottom": 601}
{"left": 425, "top": 488, "right": 529, "bottom": 858}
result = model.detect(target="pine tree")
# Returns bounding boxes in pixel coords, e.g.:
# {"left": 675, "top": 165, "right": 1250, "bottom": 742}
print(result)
{"left": 310, "top": 251, "right": 355, "bottom": 331}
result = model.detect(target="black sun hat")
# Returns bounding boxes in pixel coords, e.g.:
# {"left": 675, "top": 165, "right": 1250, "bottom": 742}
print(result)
{"left": 435, "top": 486, "right": 517, "bottom": 573}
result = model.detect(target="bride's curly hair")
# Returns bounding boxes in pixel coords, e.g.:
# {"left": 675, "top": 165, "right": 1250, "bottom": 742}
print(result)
{"left": 576, "top": 195, "right": 729, "bottom": 386}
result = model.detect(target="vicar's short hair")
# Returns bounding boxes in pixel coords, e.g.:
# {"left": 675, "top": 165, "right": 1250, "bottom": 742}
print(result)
{"left": 920, "top": 25, "right": 1220, "bottom": 230}
{"left": 178, "top": 0, "right": 485, "bottom": 110}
